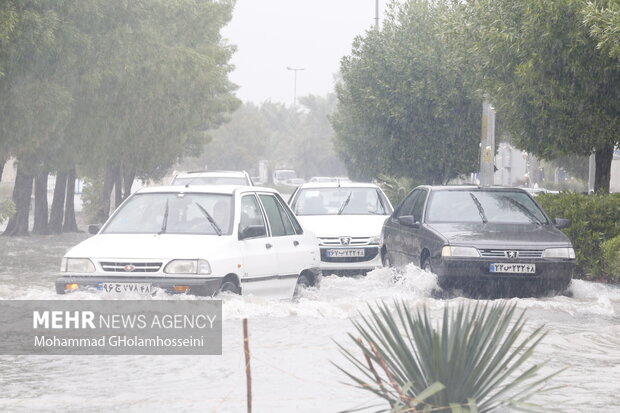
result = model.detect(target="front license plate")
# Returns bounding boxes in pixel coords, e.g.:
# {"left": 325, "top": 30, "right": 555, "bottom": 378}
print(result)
{"left": 490, "top": 263, "right": 536, "bottom": 274}
{"left": 99, "top": 282, "right": 153, "bottom": 294}
{"left": 326, "top": 249, "right": 365, "bottom": 258}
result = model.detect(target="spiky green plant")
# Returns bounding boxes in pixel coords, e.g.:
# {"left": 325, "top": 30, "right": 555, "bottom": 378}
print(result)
{"left": 336, "top": 301, "right": 560, "bottom": 412}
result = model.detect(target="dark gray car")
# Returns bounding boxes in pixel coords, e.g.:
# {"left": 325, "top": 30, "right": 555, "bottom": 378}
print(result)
{"left": 381, "top": 186, "right": 575, "bottom": 297}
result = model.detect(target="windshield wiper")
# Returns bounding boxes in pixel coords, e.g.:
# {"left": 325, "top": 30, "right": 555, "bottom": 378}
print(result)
{"left": 337, "top": 191, "right": 353, "bottom": 215}
{"left": 470, "top": 193, "right": 488, "bottom": 224}
{"left": 195, "top": 202, "right": 222, "bottom": 236}
{"left": 158, "top": 199, "right": 169, "bottom": 235}
{"left": 505, "top": 197, "right": 543, "bottom": 225}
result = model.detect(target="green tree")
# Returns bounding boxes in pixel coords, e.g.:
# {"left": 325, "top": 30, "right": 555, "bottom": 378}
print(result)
{"left": 456, "top": 0, "right": 620, "bottom": 192}
{"left": 332, "top": 0, "right": 481, "bottom": 184}
{"left": 584, "top": 0, "right": 620, "bottom": 61}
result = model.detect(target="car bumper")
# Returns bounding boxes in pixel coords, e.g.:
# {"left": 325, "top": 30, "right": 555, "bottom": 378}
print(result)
{"left": 431, "top": 257, "right": 575, "bottom": 297}
{"left": 319, "top": 246, "right": 381, "bottom": 275}
{"left": 55, "top": 275, "right": 223, "bottom": 296}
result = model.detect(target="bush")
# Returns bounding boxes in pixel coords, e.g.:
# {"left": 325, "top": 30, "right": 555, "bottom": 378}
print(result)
{"left": 375, "top": 175, "right": 418, "bottom": 207}
{"left": 336, "top": 301, "right": 557, "bottom": 412}
{"left": 0, "top": 199, "right": 16, "bottom": 224}
{"left": 601, "top": 236, "right": 620, "bottom": 280}
{"left": 536, "top": 192, "right": 620, "bottom": 280}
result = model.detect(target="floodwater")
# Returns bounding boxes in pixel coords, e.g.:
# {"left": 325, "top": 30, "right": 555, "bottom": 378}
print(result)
{"left": 0, "top": 233, "right": 619, "bottom": 412}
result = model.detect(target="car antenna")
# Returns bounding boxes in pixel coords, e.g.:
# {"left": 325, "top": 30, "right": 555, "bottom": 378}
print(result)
{"left": 338, "top": 178, "right": 341, "bottom": 188}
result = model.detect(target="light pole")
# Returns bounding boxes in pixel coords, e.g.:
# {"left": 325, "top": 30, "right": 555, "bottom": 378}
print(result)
{"left": 375, "top": 0, "right": 379, "bottom": 29}
{"left": 286, "top": 66, "right": 304, "bottom": 107}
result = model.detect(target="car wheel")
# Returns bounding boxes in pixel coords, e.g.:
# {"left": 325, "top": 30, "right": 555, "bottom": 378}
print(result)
{"left": 422, "top": 257, "right": 433, "bottom": 273}
{"left": 294, "top": 274, "right": 311, "bottom": 298}
{"left": 382, "top": 250, "right": 392, "bottom": 267}
{"left": 219, "top": 280, "right": 241, "bottom": 295}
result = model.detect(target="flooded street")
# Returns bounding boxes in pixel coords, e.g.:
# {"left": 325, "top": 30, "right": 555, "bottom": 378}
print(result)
{"left": 0, "top": 233, "right": 619, "bottom": 412}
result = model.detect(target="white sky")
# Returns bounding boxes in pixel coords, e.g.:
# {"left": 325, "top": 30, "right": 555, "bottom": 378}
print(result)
{"left": 223, "top": 0, "right": 380, "bottom": 105}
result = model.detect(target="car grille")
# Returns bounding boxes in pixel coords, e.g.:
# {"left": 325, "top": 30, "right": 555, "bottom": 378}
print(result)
{"left": 100, "top": 261, "right": 162, "bottom": 273}
{"left": 320, "top": 247, "right": 379, "bottom": 263}
{"left": 319, "top": 237, "right": 374, "bottom": 246}
{"left": 479, "top": 249, "right": 543, "bottom": 259}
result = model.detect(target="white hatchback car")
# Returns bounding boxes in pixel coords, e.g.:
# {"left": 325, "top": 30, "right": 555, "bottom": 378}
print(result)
{"left": 56, "top": 186, "right": 320, "bottom": 299}
{"left": 288, "top": 183, "right": 393, "bottom": 275}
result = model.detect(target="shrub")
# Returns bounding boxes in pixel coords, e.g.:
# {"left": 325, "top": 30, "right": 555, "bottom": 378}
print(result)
{"left": 536, "top": 192, "right": 620, "bottom": 280}
{"left": 336, "top": 301, "right": 557, "bottom": 412}
{"left": 601, "top": 236, "right": 620, "bottom": 280}
{"left": 375, "top": 175, "right": 418, "bottom": 207}
{"left": 0, "top": 199, "right": 15, "bottom": 224}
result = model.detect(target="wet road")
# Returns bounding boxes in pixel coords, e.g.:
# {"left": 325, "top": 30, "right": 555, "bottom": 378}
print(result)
{"left": 0, "top": 233, "right": 619, "bottom": 412}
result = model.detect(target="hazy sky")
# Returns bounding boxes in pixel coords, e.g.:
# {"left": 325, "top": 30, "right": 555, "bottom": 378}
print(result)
{"left": 222, "top": 0, "right": 381, "bottom": 105}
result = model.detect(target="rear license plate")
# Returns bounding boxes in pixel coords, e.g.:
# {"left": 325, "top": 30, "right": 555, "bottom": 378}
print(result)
{"left": 490, "top": 263, "right": 536, "bottom": 274}
{"left": 326, "top": 249, "right": 365, "bottom": 258}
{"left": 99, "top": 282, "right": 153, "bottom": 294}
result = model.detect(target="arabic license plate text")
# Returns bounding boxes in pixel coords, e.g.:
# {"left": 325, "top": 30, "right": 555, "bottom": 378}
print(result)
{"left": 490, "top": 263, "right": 536, "bottom": 274}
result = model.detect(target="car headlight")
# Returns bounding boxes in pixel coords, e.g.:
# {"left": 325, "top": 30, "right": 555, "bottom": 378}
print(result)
{"left": 164, "top": 259, "right": 211, "bottom": 275}
{"left": 61, "top": 258, "right": 95, "bottom": 273}
{"left": 441, "top": 246, "right": 480, "bottom": 257}
{"left": 368, "top": 236, "right": 381, "bottom": 245}
{"left": 542, "top": 248, "right": 575, "bottom": 259}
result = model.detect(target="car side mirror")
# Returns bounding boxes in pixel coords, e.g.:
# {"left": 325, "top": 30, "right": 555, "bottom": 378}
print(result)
{"left": 88, "top": 224, "right": 100, "bottom": 234}
{"left": 239, "top": 224, "right": 267, "bottom": 240}
{"left": 398, "top": 215, "right": 420, "bottom": 229}
{"left": 554, "top": 218, "right": 570, "bottom": 229}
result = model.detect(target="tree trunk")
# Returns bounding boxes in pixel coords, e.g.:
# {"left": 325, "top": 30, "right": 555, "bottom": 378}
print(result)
{"left": 123, "top": 166, "right": 136, "bottom": 201}
{"left": 2, "top": 168, "right": 34, "bottom": 236}
{"left": 0, "top": 159, "right": 4, "bottom": 183}
{"left": 63, "top": 167, "right": 78, "bottom": 232}
{"left": 594, "top": 144, "right": 614, "bottom": 193}
{"left": 114, "top": 166, "right": 123, "bottom": 208}
{"left": 32, "top": 170, "right": 49, "bottom": 235}
{"left": 49, "top": 170, "right": 68, "bottom": 234}
{"left": 97, "top": 163, "right": 119, "bottom": 223}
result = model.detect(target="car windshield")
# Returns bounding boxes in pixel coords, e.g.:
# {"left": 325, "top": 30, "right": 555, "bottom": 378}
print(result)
{"left": 293, "top": 187, "right": 390, "bottom": 216}
{"left": 103, "top": 193, "right": 234, "bottom": 235}
{"left": 172, "top": 176, "right": 247, "bottom": 186}
{"left": 426, "top": 190, "right": 548, "bottom": 224}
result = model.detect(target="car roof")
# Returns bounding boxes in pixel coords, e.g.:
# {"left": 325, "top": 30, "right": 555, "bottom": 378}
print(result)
{"left": 419, "top": 185, "right": 529, "bottom": 192}
{"left": 136, "top": 185, "right": 277, "bottom": 195}
{"left": 297, "top": 182, "right": 380, "bottom": 189}
{"left": 174, "top": 170, "right": 248, "bottom": 178}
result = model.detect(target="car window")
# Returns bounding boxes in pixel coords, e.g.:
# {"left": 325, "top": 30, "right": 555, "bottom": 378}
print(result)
{"left": 292, "top": 187, "right": 389, "bottom": 215}
{"left": 259, "top": 194, "right": 295, "bottom": 236}
{"left": 103, "top": 193, "right": 233, "bottom": 235}
{"left": 411, "top": 189, "right": 428, "bottom": 222}
{"left": 426, "top": 190, "right": 549, "bottom": 224}
{"left": 396, "top": 189, "right": 421, "bottom": 218}
{"left": 276, "top": 193, "right": 303, "bottom": 234}
{"left": 240, "top": 194, "right": 267, "bottom": 237}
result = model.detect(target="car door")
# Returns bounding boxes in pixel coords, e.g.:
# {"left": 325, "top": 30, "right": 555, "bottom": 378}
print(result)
{"left": 384, "top": 189, "right": 421, "bottom": 266}
{"left": 407, "top": 189, "right": 428, "bottom": 264}
{"left": 237, "top": 193, "right": 280, "bottom": 297}
{"left": 257, "top": 193, "right": 306, "bottom": 298}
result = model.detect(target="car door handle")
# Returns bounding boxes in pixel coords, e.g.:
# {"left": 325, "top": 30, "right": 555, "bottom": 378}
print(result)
{"left": 293, "top": 240, "right": 299, "bottom": 247}
{"left": 265, "top": 243, "right": 273, "bottom": 249}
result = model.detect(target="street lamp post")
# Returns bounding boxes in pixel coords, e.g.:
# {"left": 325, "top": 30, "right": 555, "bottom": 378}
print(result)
{"left": 286, "top": 66, "right": 304, "bottom": 107}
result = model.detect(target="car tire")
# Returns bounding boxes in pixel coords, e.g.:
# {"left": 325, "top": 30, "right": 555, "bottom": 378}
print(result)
{"left": 382, "top": 250, "right": 392, "bottom": 268}
{"left": 422, "top": 257, "right": 433, "bottom": 273}
{"left": 219, "top": 280, "right": 241, "bottom": 295}
{"left": 293, "top": 274, "right": 311, "bottom": 299}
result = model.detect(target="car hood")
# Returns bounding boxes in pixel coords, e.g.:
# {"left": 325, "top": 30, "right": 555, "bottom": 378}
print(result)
{"left": 297, "top": 215, "right": 388, "bottom": 237}
{"left": 426, "top": 223, "right": 571, "bottom": 249}
{"left": 65, "top": 234, "right": 234, "bottom": 260}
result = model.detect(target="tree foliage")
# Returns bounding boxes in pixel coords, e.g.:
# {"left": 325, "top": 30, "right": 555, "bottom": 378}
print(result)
{"left": 455, "top": 0, "right": 620, "bottom": 192}
{"left": 0, "top": 0, "right": 239, "bottom": 233}
{"left": 332, "top": 0, "right": 482, "bottom": 184}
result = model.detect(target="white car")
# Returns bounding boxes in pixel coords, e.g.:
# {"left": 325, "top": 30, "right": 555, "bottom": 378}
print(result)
{"left": 288, "top": 182, "right": 393, "bottom": 275}
{"left": 170, "top": 170, "right": 253, "bottom": 186}
{"left": 56, "top": 185, "right": 320, "bottom": 299}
